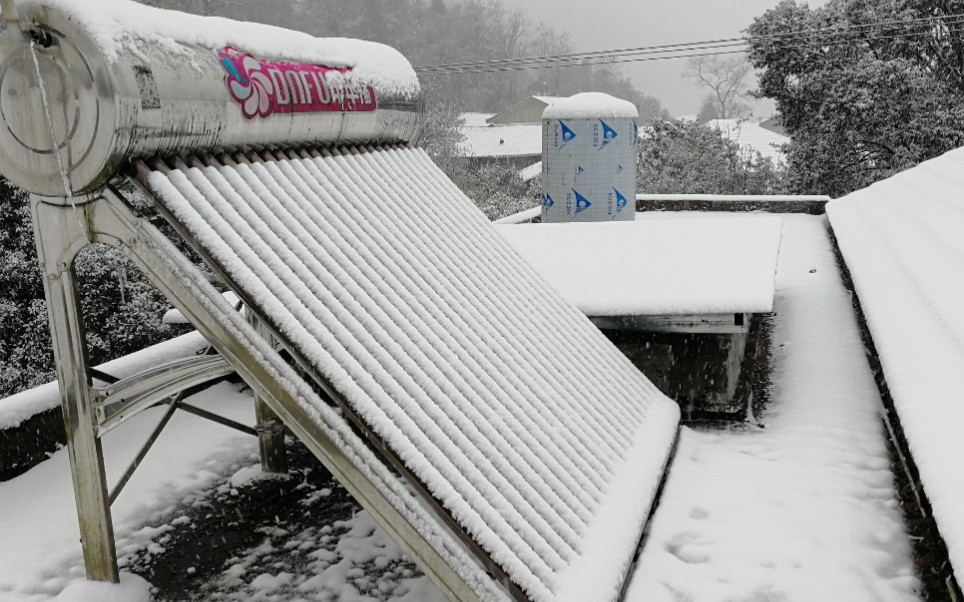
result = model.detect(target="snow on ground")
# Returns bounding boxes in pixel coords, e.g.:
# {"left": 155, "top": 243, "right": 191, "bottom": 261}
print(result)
{"left": 495, "top": 218, "right": 783, "bottom": 316}
{"left": 625, "top": 214, "right": 919, "bottom": 602}
{"left": 1, "top": 211, "right": 923, "bottom": 601}
{"left": 0, "top": 381, "right": 257, "bottom": 601}
{"left": 54, "top": 573, "right": 151, "bottom": 602}
{"left": 194, "top": 506, "right": 446, "bottom": 602}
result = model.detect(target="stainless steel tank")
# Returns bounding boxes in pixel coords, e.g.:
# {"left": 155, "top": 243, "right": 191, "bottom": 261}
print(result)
{"left": 0, "top": 3, "right": 423, "bottom": 196}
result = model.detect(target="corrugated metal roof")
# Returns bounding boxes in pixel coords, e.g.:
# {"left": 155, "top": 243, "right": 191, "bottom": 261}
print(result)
{"left": 828, "top": 147, "right": 964, "bottom": 586}
{"left": 146, "top": 145, "right": 680, "bottom": 601}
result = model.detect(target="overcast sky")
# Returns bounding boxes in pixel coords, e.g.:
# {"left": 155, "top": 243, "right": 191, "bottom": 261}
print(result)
{"left": 498, "top": 0, "right": 828, "bottom": 117}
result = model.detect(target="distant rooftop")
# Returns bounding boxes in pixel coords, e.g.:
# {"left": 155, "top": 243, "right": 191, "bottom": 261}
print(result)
{"left": 705, "top": 119, "right": 789, "bottom": 163}
{"left": 459, "top": 120, "right": 542, "bottom": 159}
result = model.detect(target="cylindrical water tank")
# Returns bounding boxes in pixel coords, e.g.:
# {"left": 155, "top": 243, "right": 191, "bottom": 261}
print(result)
{"left": 0, "top": 2, "right": 422, "bottom": 196}
{"left": 541, "top": 93, "right": 638, "bottom": 222}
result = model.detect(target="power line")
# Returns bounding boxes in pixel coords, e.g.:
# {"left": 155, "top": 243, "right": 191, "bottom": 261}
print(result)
{"left": 416, "top": 13, "right": 964, "bottom": 76}
{"left": 416, "top": 12, "right": 964, "bottom": 72}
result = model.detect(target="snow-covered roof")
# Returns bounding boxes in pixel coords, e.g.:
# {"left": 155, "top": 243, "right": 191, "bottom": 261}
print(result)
{"left": 827, "top": 146, "right": 964, "bottom": 586}
{"left": 145, "top": 145, "right": 680, "bottom": 601}
{"left": 531, "top": 95, "right": 567, "bottom": 104}
{"left": 495, "top": 217, "right": 783, "bottom": 316}
{"left": 458, "top": 122, "right": 542, "bottom": 158}
{"left": 24, "top": 0, "right": 419, "bottom": 98}
{"left": 460, "top": 112, "right": 494, "bottom": 127}
{"left": 705, "top": 119, "right": 789, "bottom": 163}
{"left": 484, "top": 95, "right": 566, "bottom": 124}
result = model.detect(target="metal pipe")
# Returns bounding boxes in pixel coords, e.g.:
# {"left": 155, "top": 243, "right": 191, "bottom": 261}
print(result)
{"left": 108, "top": 397, "right": 180, "bottom": 506}
{"left": 173, "top": 400, "right": 258, "bottom": 437}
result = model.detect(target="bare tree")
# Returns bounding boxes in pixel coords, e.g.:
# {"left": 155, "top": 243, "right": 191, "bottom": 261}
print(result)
{"left": 498, "top": 8, "right": 529, "bottom": 104}
{"left": 684, "top": 55, "right": 752, "bottom": 120}
{"left": 531, "top": 24, "right": 573, "bottom": 95}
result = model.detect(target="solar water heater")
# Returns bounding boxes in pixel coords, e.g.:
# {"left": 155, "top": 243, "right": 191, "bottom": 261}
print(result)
{"left": 0, "top": 2, "right": 680, "bottom": 600}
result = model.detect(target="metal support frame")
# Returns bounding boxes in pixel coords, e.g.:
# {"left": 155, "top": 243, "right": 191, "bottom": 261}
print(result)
{"left": 32, "top": 195, "right": 118, "bottom": 582}
{"left": 30, "top": 184, "right": 492, "bottom": 601}
{"left": 248, "top": 313, "right": 287, "bottom": 474}
{"left": 29, "top": 192, "right": 269, "bottom": 585}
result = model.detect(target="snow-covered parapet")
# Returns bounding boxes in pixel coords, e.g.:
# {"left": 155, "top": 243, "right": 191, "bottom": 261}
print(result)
{"left": 828, "top": 146, "right": 964, "bottom": 586}
{"left": 0, "top": 331, "right": 209, "bottom": 430}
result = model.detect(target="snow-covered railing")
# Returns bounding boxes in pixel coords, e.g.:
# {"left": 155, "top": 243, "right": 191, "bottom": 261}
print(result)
{"left": 493, "top": 206, "right": 541, "bottom": 224}
{"left": 636, "top": 194, "right": 831, "bottom": 202}
{"left": 0, "top": 332, "right": 210, "bottom": 432}
{"left": 635, "top": 193, "right": 831, "bottom": 215}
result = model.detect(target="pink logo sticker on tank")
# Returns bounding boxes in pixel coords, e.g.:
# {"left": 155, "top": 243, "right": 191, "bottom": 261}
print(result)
{"left": 217, "top": 47, "right": 377, "bottom": 120}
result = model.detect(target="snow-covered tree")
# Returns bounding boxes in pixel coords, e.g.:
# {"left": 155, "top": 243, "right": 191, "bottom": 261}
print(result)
{"left": 0, "top": 181, "right": 188, "bottom": 397}
{"left": 637, "top": 120, "right": 787, "bottom": 195}
{"left": 747, "top": 0, "right": 964, "bottom": 196}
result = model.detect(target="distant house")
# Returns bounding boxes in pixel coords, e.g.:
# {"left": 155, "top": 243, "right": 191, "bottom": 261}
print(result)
{"left": 485, "top": 95, "right": 566, "bottom": 125}
{"left": 457, "top": 96, "right": 568, "bottom": 169}
{"left": 458, "top": 116, "right": 542, "bottom": 169}
{"left": 705, "top": 119, "right": 789, "bottom": 164}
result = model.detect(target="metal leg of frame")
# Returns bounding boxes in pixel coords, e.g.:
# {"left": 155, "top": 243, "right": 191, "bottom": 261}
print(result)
{"left": 249, "top": 314, "right": 287, "bottom": 474}
{"left": 32, "top": 197, "right": 119, "bottom": 582}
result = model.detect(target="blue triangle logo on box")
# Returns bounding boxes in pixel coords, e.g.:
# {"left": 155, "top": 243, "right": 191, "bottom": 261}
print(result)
{"left": 572, "top": 188, "right": 591, "bottom": 213}
{"left": 543, "top": 193, "right": 554, "bottom": 208}
{"left": 559, "top": 121, "right": 576, "bottom": 147}
{"left": 599, "top": 119, "right": 617, "bottom": 149}
{"left": 617, "top": 164, "right": 624, "bottom": 174}
{"left": 614, "top": 188, "right": 628, "bottom": 212}
{"left": 577, "top": 165, "right": 585, "bottom": 174}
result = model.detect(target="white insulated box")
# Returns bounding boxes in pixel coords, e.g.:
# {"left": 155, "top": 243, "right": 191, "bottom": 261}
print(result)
{"left": 541, "top": 93, "right": 639, "bottom": 223}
